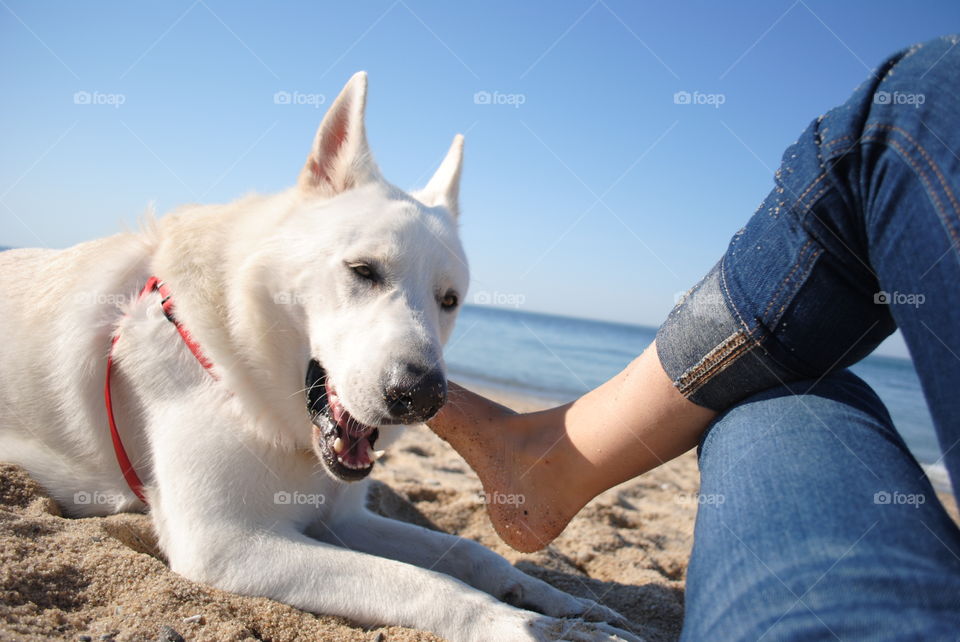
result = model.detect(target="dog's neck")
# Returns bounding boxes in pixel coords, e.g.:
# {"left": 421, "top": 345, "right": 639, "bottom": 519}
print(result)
{"left": 150, "top": 190, "right": 313, "bottom": 451}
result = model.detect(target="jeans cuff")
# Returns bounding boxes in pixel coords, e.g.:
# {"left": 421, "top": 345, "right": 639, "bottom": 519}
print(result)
{"left": 656, "top": 261, "right": 799, "bottom": 411}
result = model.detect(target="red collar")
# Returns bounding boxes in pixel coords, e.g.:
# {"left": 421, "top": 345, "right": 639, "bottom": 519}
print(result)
{"left": 104, "top": 276, "right": 217, "bottom": 503}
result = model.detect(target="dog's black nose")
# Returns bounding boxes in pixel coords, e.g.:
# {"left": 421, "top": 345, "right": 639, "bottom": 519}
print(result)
{"left": 384, "top": 364, "right": 447, "bottom": 423}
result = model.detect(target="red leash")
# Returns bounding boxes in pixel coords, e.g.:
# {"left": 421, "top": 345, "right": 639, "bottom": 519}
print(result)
{"left": 105, "top": 277, "right": 217, "bottom": 503}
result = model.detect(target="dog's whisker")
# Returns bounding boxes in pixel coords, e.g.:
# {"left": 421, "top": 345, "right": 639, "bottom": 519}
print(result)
{"left": 289, "top": 379, "right": 327, "bottom": 400}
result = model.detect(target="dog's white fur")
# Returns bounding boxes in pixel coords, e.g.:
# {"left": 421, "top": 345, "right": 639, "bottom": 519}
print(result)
{"left": 0, "top": 73, "right": 635, "bottom": 641}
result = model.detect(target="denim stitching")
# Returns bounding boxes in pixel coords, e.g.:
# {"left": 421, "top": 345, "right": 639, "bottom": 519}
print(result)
{"left": 671, "top": 259, "right": 762, "bottom": 397}
{"left": 761, "top": 239, "right": 815, "bottom": 321}
{"left": 719, "top": 254, "right": 758, "bottom": 337}
{"left": 676, "top": 330, "right": 752, "bottom": 396}
{"left": 867, "top": 123, "right": 960, "bottom": 215}
{"left": 769, "top": 245, "right": 824, "bottom": 327}
{"left": 861, "top": 134, "right": 960, "bottom": 250}
{"left": 825, "top": 126, "right": 960, "bottom": 228}
{"left": 695, "top": 336, "right": 758, "bottom": 389}
{"left": 763, "top": 240, "right": 825, "bottom": 329}
{"left": 684, "top": 229, "right": 823, "bottom": 398}
{"left": 686, "top": 171, "right": 834, "bottom": 398}
{"left": 680, "top": 347, "right": 753, "bottom": 397}
{"left": 758, "top": 169, "right": 831, "bottom": 327}
{"left": 803, "top": 184, "right": 833, "bottom": 215}
{"left": 865, "top": 123, "right": 960, "bottom": 247}
{"left": 792, "top": 172, "right": 829, "bottom": 208}
{"left": 822, "top": 134, "right": 855, "bottom": 154}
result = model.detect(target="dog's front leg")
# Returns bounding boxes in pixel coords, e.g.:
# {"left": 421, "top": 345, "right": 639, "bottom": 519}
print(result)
{"left": 309, "top": 508, "right": 635, "bottom": 634}
{"left": 170, "top": 523, "right": 582, "bottom": 641}
{"left": 145, "top": 407, "right": 634, "bottom": 641}
{"left": 166, "top": 518, "right": 642, "bottom": 641}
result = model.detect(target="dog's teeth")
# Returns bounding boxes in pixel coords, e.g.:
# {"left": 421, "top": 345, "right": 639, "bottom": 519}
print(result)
{"left": 362, "top": 441, "right": 384, "bottom": 463}
{"left": 333, "top": 437, "right": 346, "bottom": 454}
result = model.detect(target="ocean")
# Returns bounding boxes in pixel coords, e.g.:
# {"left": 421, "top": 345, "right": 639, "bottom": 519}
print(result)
{"left": 445, "top": 304, "right": 951, "bottom": 493}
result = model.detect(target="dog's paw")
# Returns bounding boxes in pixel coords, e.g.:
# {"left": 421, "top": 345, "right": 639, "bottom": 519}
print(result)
{"left": 556, "top": 595, "right": 633, "bottom": 632}
{"left": 462, "top": 597, "right": 641, "bottom": 642}
{"left": 526, "top": 615, "right": 644, "bottom": 642}
{"left": 497, "top": 576, "right": 634, "bottom": 634}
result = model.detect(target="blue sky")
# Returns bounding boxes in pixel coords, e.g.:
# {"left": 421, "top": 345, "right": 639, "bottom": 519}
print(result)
{"left": 2, "top": 1, "right": 957, "bottom": 358}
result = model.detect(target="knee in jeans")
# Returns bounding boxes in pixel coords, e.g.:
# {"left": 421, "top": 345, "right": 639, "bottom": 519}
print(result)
{"left": 697, "top": 369, "right": 897, "bottom": 457}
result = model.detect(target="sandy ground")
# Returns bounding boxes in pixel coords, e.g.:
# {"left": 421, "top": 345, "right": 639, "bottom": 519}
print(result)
{"left": 1, "top": 387, "right": 957, "bottom": 642}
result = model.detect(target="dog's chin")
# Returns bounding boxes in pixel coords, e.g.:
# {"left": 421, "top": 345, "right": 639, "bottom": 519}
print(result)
{"left": 306, "top": 360, "right": 385, "bottom": 482}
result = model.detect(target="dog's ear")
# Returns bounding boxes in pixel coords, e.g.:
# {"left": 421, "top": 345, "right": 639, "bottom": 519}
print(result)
{"left": 416, "top": 134, "right": 464, "bottom": 219}
{"left": 298, "top": 71, "right": 381, "bottom": 195}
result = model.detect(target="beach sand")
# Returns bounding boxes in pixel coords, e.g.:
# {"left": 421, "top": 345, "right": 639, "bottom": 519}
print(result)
{"left": 1, "top": 386, "right": 957, "bottom": 641}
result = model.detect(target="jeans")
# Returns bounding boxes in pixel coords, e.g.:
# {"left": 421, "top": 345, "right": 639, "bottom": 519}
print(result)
{"left": 654, "top": 36, "right": 960, "bottom": 639}
{"left": 684, "top": 371, "right": 960, "bottom": 640}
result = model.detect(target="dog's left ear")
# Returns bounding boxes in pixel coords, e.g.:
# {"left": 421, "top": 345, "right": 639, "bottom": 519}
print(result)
{"left": 416, "top": 134, "right": 464, "bottom": 219}
{"left": 298, "top": 71, "right": 381, "bottom": 195}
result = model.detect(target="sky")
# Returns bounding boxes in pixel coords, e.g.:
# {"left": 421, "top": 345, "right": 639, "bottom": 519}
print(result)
{"left": 2, "top": 1, "right": 958, "bottom": 358}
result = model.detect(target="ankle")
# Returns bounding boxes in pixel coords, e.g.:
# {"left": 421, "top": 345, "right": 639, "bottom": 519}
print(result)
{"left": 512, "top": 412, "right": 593, "bottom": 518}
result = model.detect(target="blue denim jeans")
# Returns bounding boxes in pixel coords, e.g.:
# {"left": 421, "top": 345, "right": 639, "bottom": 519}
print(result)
{"left": 654, "top": 36, "right": 960, "bottom": 639}
{"left": 685, "top": 372, "right": 960, "bottom": 640}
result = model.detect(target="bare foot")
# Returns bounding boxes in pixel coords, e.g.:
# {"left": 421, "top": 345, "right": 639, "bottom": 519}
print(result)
{"left": 430, "top": 346, "right": 715, "bottom": 552}
{"left": 430, "top": 385, "right": 590, "bottom": 552}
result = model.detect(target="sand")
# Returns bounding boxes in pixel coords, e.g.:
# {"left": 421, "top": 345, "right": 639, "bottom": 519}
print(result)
{"left": 1, "top": 388, "right": 957, "bottom": 642}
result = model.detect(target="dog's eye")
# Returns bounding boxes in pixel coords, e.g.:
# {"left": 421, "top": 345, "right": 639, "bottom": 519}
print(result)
{"left": 348, "top": 263, "right": 377, "bottom": 282}
{"left": 440, "top": 292, "right": 459, "bottom": 310}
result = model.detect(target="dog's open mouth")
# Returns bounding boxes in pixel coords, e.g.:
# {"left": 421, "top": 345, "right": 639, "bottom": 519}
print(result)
{"left": 306, "top": 359, "right": 383, "bottom": 481}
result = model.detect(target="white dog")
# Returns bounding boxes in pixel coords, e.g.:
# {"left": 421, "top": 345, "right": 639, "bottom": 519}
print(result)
{"left": 0, "top": 73, "right": 637, "bottom": 641}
